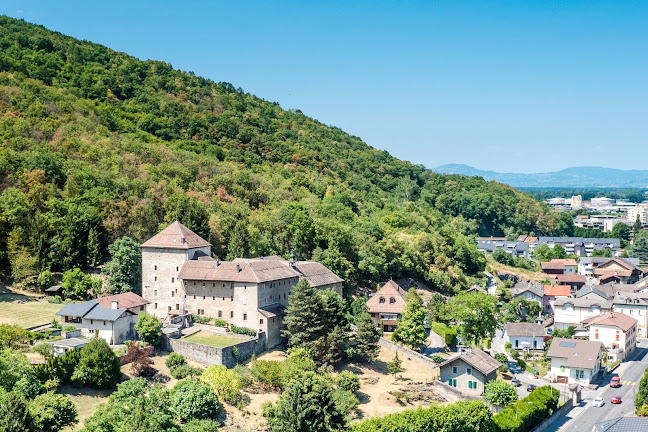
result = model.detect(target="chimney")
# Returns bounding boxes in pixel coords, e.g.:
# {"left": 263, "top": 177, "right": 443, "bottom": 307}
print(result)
{"left": 236, "top": 264, "right": 240, "bottom": 273}
{"left": 112, "top": 300, "right": 119, "bottom": 310}
{"left": 216, "top": 257, "right": 220, "bottom": 267}
{"left": 289, "top": 251, "right": 296, "bottom": 267}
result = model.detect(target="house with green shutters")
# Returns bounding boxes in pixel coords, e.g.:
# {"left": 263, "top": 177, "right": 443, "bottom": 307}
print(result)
{"left": 437, "top": 347, "right": 501, "bottom": 395}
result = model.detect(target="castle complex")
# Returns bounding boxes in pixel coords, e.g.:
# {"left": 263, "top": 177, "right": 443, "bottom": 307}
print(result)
{"left": 141, "top": 221, "right": 344, "bottom": 347}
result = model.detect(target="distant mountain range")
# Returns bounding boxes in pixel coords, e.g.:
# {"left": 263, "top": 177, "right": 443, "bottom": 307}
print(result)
{"left": 434, "top": 164, "right": 648, "bottom": 188}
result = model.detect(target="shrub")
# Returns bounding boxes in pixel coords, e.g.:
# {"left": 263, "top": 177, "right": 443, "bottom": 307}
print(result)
{"left": 32, "top": 343, "right": 55, "bottom": 358}
{"left": 430, "top": 322, "right": 457, "bottom": 346}
{"left": 171, "top": 379, "right": 220, "bottom": 422}
{"left": 71, "top": 338, "right": 122, "bottom": 389}
{"left": 332, "top": 388, "right": 359, "bottom": 416}
{"left": 33, "top": 348, "right": 80, "bottom": 385}
{"left": 430, "top": 354, "right": 444, "bottom": 363}
{"left": 252, "top": 360, "right": 284, "bottom": 388}
{"left": 495, "top": 353, "right": 508, "bottom": 364}
{"left": 230, "top": 325, "right": 256, "bottom": 336}
{"left": 47, "top": 295, "right": 62, "bottom": 304}
{"left": 337, "top": 370, "right": 361, "bottom": 393}
{"left": 121, "top": 342, "right": 155, "bottom": 377}
{"left": 493, "top": 386, "right": 559, "bottom": 432}
{"left": 505, "top": 341, "right": 512, "bottom": 351}
{"left": 511, "top": 350, "right": 520, "bottom": 359}
{"left": 201, "top": 365, "right": 242, "bottom": 404}
{"left": 29, "top": 392, "right": 78, "bottom": 432}
{"left": 232, "top": 364, "right": 255, "bottom": 387}
{"left": 213, "top": 319, "right": 228, "bottom": 327}
{"left": 135, "top": 312, "right": 162, "bottom": 346}
{"left": 483, "top": 380, "right": 518, "bottom": 406}
{"left": 165, "top": 353, "right": 186, "bottom": 371}
{"left": 191, "top": 314, "right": 212, "bottom": 324}
{"left": 171, "top": 364, "right": 203, "bottom": 380}
{"left": 14, "top": 374, "right": 45, "bottom": 399}
{"left": 232, "top": 346, "right": 238, "bottom": 357}
{"left": 181, "top": 419, "right": 221, "bottom": 432}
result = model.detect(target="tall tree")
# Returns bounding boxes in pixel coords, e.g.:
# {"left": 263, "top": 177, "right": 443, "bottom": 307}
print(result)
{"left": 394, "top": 289, "right": 427, "bottom": 349}
{"left": 632, "top": 231, "right": 648, "bottom": 264}
{"left": 449, "top": 291, "right": 501, "bottom": 346}
{"left": 283, "top": 279, "right": 324, "bottom": 350}
{"left": 103, "top": 236, "right": 142, "bottom": 294}
{"left": 315, "top": 290, "right": 351, "bottom": 365}
{"left": 266, "top": 371, "right": 346, "bottom": 432}
{"left": 635, "top": 215, "right": 643, "bottom": 235}
{"left": 353, "top": 307, "right": 381, "bottom": 362}
{"left": 135, "top": 313, "right": 163, "bottom": 347}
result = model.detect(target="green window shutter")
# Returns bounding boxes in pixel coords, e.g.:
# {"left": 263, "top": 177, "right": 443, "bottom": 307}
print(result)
{"left": 467, "top": 368, "right": 472, "bottom": 375}
{"left": 468, "top": 381, "right": 473, "bottom": 389}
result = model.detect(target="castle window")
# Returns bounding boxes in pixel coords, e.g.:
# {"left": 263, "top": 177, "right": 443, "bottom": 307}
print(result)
{"left": 154, "top": 265, "right": 157, "bottom": 270}
{"left": 260, "top": 319, "right": 264, "bottom": 324}
{"left": 218, "top": 311, "right": 222, "bottom": 318}
{"left": 223, "top": 283, "right": 225, "bottom": 287}
{"left": 244, "top": 286, "right": 247, "bottom": 290}
{"left": 154, "top": 290, "right": 157, "bottom": 296}
{"left": 230, "top": 311, "right": 234, "bottom": 318}
{"left": 203, "top": 282, "right": 205, "bottom": 287}
{"left": 222, "top": 297, "right": 225, "bottom": 301}
{"left": 176, "top": 266, "right": 179, "bottom": 271}
{"left": 231, "top": 296, "right": 233, "bottom": 301}
{"left": 154, "top": 303, "right": 157, "bottom": 309}
{"left": 212, "top": 296, "right": 215, "bottom": 300}
{"left": 203, "top": 296, "right": 206, "bottom": 300}
{"left": 172, "top": 277, "right": 175, "bottom": 283}
{"left": 168, "top": 306, "right": 171, "bottom": 311}
{"left": 213, "top": 283, "right": 215, "bottom": 287}
{"left": 243, "top": 313, "right": 247, "bottom": 321}
{"left": 154, "top": 276, "right": 157, "bottom": 282}
{"left": 193, "top": 282, "right": 196, "bottom": 286}
{"left": 176, "top": 304, "right": 179, "bottom": 310}
{"left": 171, "top": 291, "right": 175, "bottom": 297}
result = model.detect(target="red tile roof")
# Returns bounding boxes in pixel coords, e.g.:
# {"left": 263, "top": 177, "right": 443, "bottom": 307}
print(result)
{"left": 544, "top": 285, "right": 571, "bottom": 297}
{"left": 581, "top": 312, "right": 637, "bottom": 332}
{"left": 96, "top": 292, "right": 150, "bottom": 310}
{"left": 141, "top": 221, "right": 211, "bottom": 250}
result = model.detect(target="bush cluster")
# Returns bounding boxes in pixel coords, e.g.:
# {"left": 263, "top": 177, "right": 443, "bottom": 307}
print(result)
{"left": 190, "top": 314, "right": 212, "bottom": 325}
{"left": 493, "top": 386, "right": 559, "bottom": 432}
{"left": 430, "top": 322, "right": 457, "bottom": 346}
{"left": 230, "top": 325, "right": 257, "bottom": 336}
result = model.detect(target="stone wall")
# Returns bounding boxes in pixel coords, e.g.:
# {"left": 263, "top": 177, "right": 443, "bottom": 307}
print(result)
{"left": 378, "top": 337, "right": 440, "bottom": 370}
{"left": 168, "top": 332, "right": 267, "bottom": 368}
{"left": 432, "top": 380, "right": 483, "bottom": 403}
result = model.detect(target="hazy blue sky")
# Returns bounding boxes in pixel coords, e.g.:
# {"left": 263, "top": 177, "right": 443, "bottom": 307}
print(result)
{"left": 2, "top": 1, "right": 647, "bottom": 173}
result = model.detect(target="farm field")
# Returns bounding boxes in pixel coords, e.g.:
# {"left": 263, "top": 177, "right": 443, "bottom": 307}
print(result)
{"left": 183, "top": 331, "right": 249, "bottom": 347}
{"left": 0, "top": 295, "right": 62, "bottom": 328}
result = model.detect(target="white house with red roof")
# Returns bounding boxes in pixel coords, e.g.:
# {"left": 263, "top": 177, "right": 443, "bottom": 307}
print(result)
{"left": 580, "top": 312, "right": 637, "bottom": 362}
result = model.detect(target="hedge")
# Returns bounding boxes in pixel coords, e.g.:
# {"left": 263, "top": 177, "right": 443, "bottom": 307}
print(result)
{"left": 231, "top": 325, "right": 257, "bottom": 336}
{"left": 351, "top": 400, "right": 495, "bottom": 432}
{"left": 430, "top": 322, "right": 457, "bottom": 346}
{"left": 493, "top": 386, "right": 559, "bottom": 432}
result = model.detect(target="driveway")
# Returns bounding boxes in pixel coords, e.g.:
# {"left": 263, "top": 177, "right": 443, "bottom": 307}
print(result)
{"left": 422, "top": 329, "right": 447, "bottom": 355}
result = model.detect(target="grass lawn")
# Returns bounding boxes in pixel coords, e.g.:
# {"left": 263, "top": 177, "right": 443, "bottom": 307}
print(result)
{"left": 58, "top": 385, "right": 112, "bottom": 431}
{"left": 0, "top": 296, "right": 62, "bottom": 328}
{"left": 183, "top": 331, "right": 247, "bottom": 347}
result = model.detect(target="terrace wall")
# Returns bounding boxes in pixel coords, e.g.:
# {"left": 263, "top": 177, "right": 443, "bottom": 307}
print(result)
{"left": 168, "top": 331, "right": 267, "bottom": 368}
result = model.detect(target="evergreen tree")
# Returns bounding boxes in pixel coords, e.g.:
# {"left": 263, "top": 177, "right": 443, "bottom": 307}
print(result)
{"left": 635, "top": 215, "right": 643, "bottom": 235}
{"left": 0, "top": 392, "right": 32, "bottom": 432}
{"left": 266, "top": 371, "right": 346, "bottom": 432}
{"left": 387, "top": 353, "right": 404, "bottom": 378}
{"left": 227, "top": 221, "right": 248, "bottom": 259}
{"left": 354, "top": 308, "right": 380, "bottom": 362}
{"left": 283, "top": 279, "right": 323, "bottom": 350}
{"left": 314, "top": 290, "right": 350, "bottom": 365}
{"left": 394, "top": 289, "right": 427, "bottom": 349}
{"left": 632, "top": 231, "right": 648, "bottom": 264}
{"left": 86, "top": 227, "right": 102, "bottom": 268}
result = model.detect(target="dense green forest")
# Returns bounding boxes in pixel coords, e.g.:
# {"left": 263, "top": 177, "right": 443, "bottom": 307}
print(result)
{"left": 0, "top": 16, "right": 572, "bottom": 292}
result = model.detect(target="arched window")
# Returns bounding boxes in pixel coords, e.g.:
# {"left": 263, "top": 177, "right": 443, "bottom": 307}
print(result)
{"left": 379, "top": 296, "right": 385, "bottom": 304}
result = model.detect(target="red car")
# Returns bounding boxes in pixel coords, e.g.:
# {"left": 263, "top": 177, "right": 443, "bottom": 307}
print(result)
{"left": 610, "top": 376, "right": 621, "bottom": 388}
{"left": 611, "top": 396, "right": 622, "bottom": 404}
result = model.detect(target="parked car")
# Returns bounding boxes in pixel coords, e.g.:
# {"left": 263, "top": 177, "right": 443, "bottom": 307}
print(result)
{"left": 527, "top": 384, "right": 536, "bottom": 392}
{"left": 592, "top": 397, "right": 604, "bottom": 407}
{"left": 610, "top": 376, "right": 621, "bottom": 388}
{"left": 512, "top": 378, "right": 521, "bottom": 387}
{"left": 611, "top": 396, "right": 622, "bottom": 404}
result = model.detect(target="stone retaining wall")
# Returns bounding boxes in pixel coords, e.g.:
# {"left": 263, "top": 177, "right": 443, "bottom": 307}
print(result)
{"left": 378, "top": 337, "right": 440, "bottom": 370}
{"left": 432, "top": 380, "right": 483, "bottom": 403}
{"left": 168, "top": 332, "right": 266, "bottom": 368}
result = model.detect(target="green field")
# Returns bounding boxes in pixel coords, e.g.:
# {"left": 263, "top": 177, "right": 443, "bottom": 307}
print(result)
{"left": 183, "top": 331, "right": 247, "bottom": 347}
{"left": 0, "top": 295, "right": 62, "bottom": 328}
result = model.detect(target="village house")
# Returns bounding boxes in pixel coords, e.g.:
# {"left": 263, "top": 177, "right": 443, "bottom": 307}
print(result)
{"left": 511, "top": 283, "right": 544, "bottom": 304}
{"left": 543, "top": 285, "right": 571, "bottom": 314}
{"left": 476, "top": 237, "right": 530, "bottom": 258}
{"left": 579, "top": 312, "right": 637, "bottom": 362}
{"left": 553, "top": 297, "right": 612, "bottom": 330}
{"left": 546, "top": 338, "right": 603, "bottom": 385}
{"left": 438, "top": 347, "right": 501, "bottom": 395}
{"left": 366, "top": 280, "right": 407, "bottom": 333}
{"left": 578, "top": 257, "right": 640, "bottom": 276}
{"left": 504, "top": 322, "right": 546, "bottom": 350}
{"left": 594, "top": 258, "right": 646, "bottom": 285}
{"left": 550, "top": 274, "right": 587, "bottom": 293}
{"left": 537, "top": 237, "right": 620, "bottom": 257}
{"left": 56, "top": 292, "right": 149, "bottom": 345}
{"left": 141, "top": 221, "right": 343, "bottom": 348}
{"left": 613, "top": 292, "right": 648, "bottom": 338}
{"left": 573, "top": 285, "right": 613, "bottom": 301}
{"left": 541, "top": 259, "right": 578, "bottom": 275}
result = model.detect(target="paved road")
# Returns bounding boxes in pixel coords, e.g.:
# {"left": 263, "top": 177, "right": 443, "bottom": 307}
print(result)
{"left": 549, "top": 344, "right": 648, "bottom": 432}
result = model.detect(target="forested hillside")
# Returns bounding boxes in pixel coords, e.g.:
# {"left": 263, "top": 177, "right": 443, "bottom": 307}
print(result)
{"left": 0, "top": 16, "right": 572, "bottom": 292}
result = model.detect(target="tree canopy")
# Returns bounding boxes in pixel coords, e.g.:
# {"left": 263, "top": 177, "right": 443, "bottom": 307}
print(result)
{"left": 0, "top": 16, "right": 571, "bottom": 292}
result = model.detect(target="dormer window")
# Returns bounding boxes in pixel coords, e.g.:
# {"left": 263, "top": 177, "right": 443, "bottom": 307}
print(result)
{"left": 379, "top": 297, "right": 385, "bottom": 304}
{"left": 627, "top": 299, "right": 632, "bottom": 304}
{"left": 389, "top": 297, "right": 396, "bottom": 304}
{"left": 635, "top": 299, "right": 640, "bottom": 304}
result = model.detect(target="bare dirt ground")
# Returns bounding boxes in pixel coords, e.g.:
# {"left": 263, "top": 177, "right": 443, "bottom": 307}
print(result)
{"left": 221, "top": 345, "right": 444, "bottom": 430}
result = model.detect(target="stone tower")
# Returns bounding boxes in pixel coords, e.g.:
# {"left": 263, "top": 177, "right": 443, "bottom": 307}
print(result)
{"left": 140, "top": 221, "right": 211, "bottom": 320}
